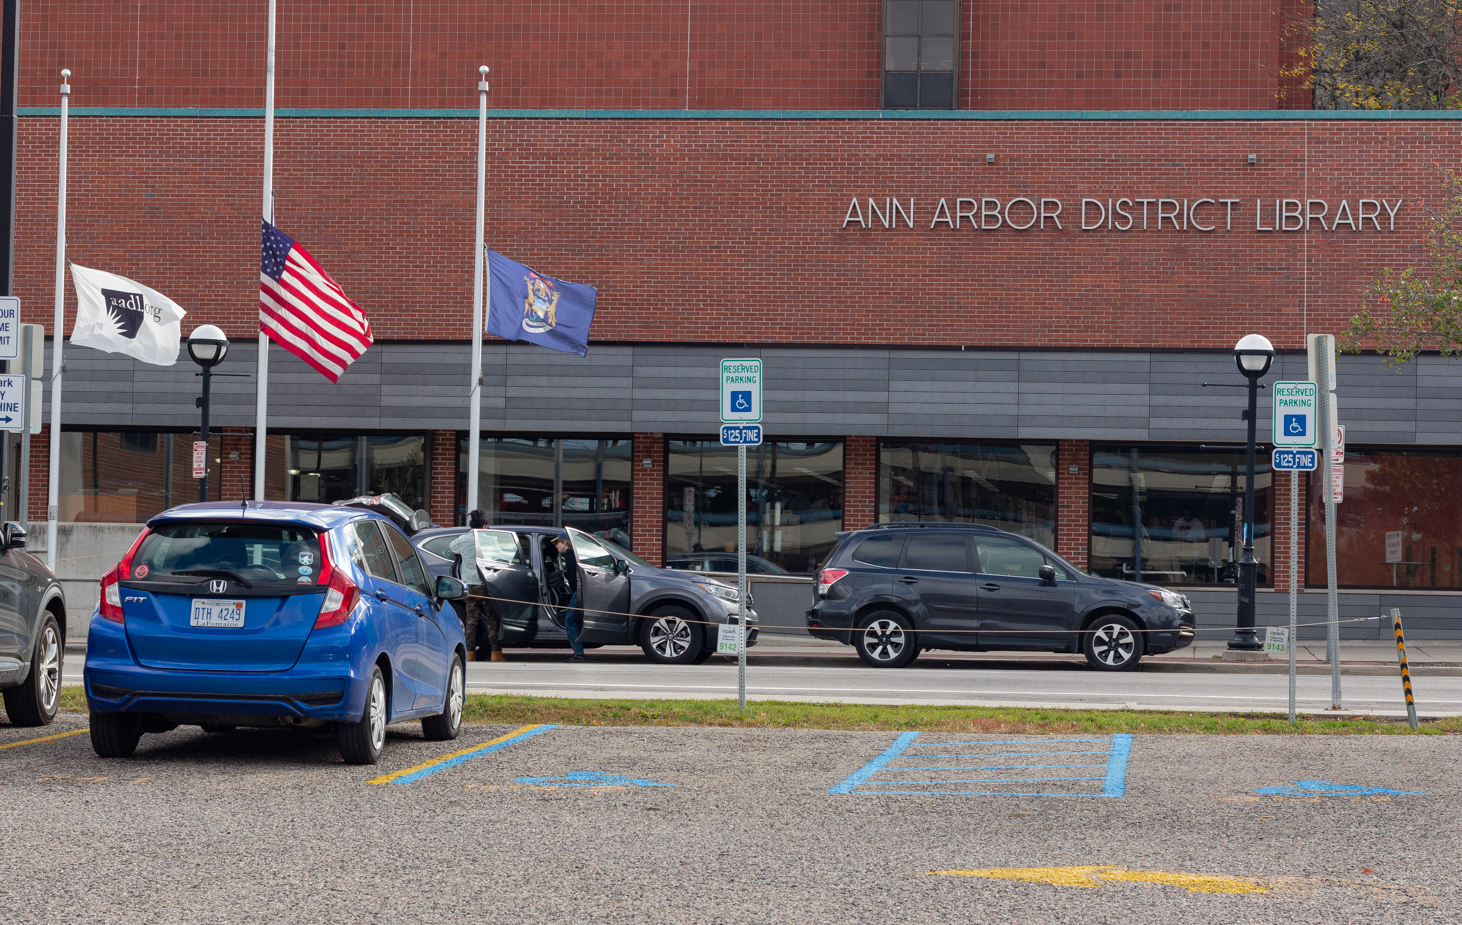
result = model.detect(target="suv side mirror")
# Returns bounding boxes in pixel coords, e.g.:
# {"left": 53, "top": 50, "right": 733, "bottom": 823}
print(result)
{"left": 2, "top": 522, "right": 27, "bottom": 550}
{"left": 435, "top": 575, "right": 467, "bottom": 600}
{"left": 1038, "top": 564, "right": 1056, "bottom": 587}
{"left": 613, "top": 558, "right": 629, "bottom": 576}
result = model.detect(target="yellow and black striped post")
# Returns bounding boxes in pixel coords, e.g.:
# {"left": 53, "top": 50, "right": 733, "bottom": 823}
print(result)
{"left": 1391, "top": 607, "right": 1419, "bottom": 730}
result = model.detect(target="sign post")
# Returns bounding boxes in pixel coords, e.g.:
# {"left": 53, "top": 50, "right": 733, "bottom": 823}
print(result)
{"left": 1273, "top": 443, "right": 1317, "bottom": 723}
{"left": 17, "top": 325, "right": 43, "bottom": 527}
{"left": 720, "top": 357, "right": 762, "bottom": 712}
{"left": 1309, "top": 334, "right": 1342, "bottom": 709}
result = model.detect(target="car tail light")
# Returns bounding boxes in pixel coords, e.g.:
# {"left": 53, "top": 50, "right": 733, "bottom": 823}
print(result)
{"left": 313, "top": 534, "right": 360, "bottom": 629}
{"left": 99, "top": 528, "right": 151, "bottom": 624}
{"left": 818, "top": 568, "right": 849, "bottom": 596}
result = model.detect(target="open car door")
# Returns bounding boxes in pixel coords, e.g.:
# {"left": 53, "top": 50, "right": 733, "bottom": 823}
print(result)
{"left": 567, "top": 528, "right": 631, "bottom": 645}
{"left": 471, "top": 530, "right": 540, "bottom": 643}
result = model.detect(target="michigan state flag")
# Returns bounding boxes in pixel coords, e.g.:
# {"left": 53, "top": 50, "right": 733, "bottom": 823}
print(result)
{"left": 485, "top": 251, "right": 598, "bottom": 357}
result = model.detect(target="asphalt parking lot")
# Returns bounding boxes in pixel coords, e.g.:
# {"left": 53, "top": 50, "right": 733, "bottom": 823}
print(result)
{"left": 2, "top": 713, "right": 1457, "bottom": 924}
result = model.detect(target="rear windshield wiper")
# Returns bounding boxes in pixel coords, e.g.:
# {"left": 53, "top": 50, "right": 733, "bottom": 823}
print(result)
{"left": 172, "top": 568, "right": 255, "bottom": 589}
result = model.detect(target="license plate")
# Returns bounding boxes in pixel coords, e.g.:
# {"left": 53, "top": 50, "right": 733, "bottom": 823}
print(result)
{"left": 190, "top": 598, "right": 246, "bottom": 628}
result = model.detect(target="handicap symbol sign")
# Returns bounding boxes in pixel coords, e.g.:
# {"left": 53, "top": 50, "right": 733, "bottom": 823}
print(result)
{"left": 731, "top": 390, "right": 752, "bottom": 413}
{"left": 515, "top": 771, "right": 675, "bottom": 788}
{"left": 1254, "top": 780, "right": 1426, "bottom": 797}
{"left": 1283, "top": 414, "right": 1307, "bottom": 437}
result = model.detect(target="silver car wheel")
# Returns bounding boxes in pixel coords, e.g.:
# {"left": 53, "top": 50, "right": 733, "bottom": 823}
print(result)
{"left": 649, "top": 617, "right": 692, "bottom": 660}
{"left": 861, "top": 619, "right": 907, "bottom": 663}
{"left": 447, "top": 660, "right": 464, "bottom": 731}
{"left": 38, "top": 625, "right": 60, "bottom": 713}
{"left": 1092, "top": 623, "right": 1136, "bottom": 666}
{"left": 367, "top": 675, "right": 387, "bottom": 751}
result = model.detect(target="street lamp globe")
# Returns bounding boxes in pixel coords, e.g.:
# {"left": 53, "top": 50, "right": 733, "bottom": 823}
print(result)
{"left": 187, "top": 325, "right": 230, "bottom": 368}
{"left": 1233, "top": 333, "right": 1274, "bottom": 379}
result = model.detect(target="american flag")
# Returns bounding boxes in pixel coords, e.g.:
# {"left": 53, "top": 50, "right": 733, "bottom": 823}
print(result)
{"left": 259, "top": 220, "right": 372, "bottom": 383}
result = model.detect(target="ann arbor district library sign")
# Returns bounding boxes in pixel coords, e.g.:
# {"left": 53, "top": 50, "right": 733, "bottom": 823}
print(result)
{"left": 841, "top": 196, "right": 1406, "bottom": 233}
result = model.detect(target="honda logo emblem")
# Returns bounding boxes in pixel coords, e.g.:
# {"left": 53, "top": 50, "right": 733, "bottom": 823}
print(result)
{"left": 209, "top": 579, "right": 228, "bottom": 594}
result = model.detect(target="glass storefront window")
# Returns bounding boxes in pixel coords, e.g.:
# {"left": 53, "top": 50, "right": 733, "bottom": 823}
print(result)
{"left": 282, "top": 434, "right": 427, "bottom": 509}
{"left": 59, "top": 431, "right": 222, "bottom": 523}
{"left": 457, "top": 436, "right": 632, "bottom": 542}
{"left": 1090, "top": 445, "right": 1271, "bottom": 587}
{"left": 665, "top": 439, "right": 843, "bottom": 574}
{"left": 1308, "top": 447, "right": 1462, "bottom": 588}
{"left": 878, "top": 441, "right": 1057, "bottom": 548}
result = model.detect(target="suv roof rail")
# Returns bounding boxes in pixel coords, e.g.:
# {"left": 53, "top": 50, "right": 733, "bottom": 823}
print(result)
{"left": 868, "top": 522, "right": 1007, "bottom": 532}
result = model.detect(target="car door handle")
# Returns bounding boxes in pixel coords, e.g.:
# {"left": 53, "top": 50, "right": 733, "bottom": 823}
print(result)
{"left": 897, "top": 576, "right": 919, "bottom": 584}
{"left": 981, "top": 583, "right": 1001, "bottom": 592}
{"left": 375, "top": 589, "right": 390, "bottom": 602}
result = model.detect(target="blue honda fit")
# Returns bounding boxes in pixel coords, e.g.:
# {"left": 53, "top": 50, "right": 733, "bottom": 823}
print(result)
{"left": 84, "top": 502, "right": 468, "bottom": 765}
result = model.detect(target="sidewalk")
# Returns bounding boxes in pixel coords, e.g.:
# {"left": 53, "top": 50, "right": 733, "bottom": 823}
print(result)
{"left": 747, "top": 632, "right": 1462, "bottom": 676}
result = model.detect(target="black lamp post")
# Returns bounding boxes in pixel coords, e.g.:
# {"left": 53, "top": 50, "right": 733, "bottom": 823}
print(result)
{"left": 187, "top": 325, "right": 230, "bottom": 503}
{"left": 1229, "top": 333, "right": 1275, "bottom": 651}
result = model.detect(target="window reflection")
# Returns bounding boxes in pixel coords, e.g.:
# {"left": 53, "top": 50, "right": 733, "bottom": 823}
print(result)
{"left": 457, "top": 436, "right": 632, "bottom": 541}
{"left": 59, "top": 431, "right": 222, "bottom": 523}
{"left": 283, "top": 434, "right": 427, "bottom": 509}
{"left": 1090, "top": 445, "right": 1271, "bottom": 587}
{"left": 665, "top": 440, "right": 843, "bottom": 574}
{"left": 1308, "top": 447, "right": 1462, "bottom": 588}
{"left": 878, "top": 442, "right": 1057, "bottom": 549}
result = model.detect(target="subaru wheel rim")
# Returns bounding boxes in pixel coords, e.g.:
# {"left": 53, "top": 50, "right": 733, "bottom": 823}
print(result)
{"left": 862, "top": 619, "right": 906, "bottom": 662}
{"left": 650, "top": 618, "right": 691, "bottom": 659}
{"left": 1092, "top": 624, "right": 1136, "bottom": 666}
{"left": 38, "top": 626, "right": 60, "bottom": 712}
{"left": 368, "top": 677, "right": 387, "bottom": 750}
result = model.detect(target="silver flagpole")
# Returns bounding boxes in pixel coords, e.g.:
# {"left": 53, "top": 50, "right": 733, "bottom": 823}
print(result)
{"left": 44, "top": 70, "right": 69, "bottom": 572}
{"left": 252, "top": 0, "right": 277, "bottom": 500}
{"left": 466, "top": 66, "right": 488, "bottom": 518}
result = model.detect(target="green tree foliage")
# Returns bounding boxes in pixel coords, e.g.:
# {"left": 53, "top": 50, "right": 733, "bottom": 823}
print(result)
{"left": 1344, "top": 166, "right": 1462, "bottom": 363}
{"left": 1284, "top": 0, "right": 1462, "bottom": 109}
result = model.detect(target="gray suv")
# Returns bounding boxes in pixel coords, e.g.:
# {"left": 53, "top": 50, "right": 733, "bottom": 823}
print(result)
{"left": 0, "top": 523, "right": 69, "bottom": 725}
{"left": 414, "top": 525, "right": 757, "bottom": 664}
{"left": 807, "top": 523, "right": 1194, "bottom": 671}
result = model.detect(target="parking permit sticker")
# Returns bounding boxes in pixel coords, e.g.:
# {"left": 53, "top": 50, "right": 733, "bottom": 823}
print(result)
{"left": 298, "top": 566, "right": 313, "bottom": 575}
{"left": 299, "top": 552, "right": 314, "bottom": 565}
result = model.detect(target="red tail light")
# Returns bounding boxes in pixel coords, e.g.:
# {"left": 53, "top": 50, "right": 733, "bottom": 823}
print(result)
{"left": 818, "top": 568, "right": 849, "bottom": 596}
{"left": 99, "top": 528, "right": 151, "bottom": 624}
{"left": 313, "top": 533, "right": 360, "bottom": 629}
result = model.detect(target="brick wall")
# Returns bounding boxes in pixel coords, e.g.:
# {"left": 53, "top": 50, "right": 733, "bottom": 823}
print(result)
{"left": 631, "top": 433, "right": 664, "bottom": 565}
{"left": 17, "top": 1, "right": 1295, "bottom": 111}
{"left": 1056, "top": 439, "right": 1090, "bottom": 569}
{"left": 843, "top": 435, "right": 876, "bottom": 530}
{"left": 1271, "top": 469, "right": 1307, "bottom": 593}
{"left": 428, "top": 429, "right": 458, "bottom": 526}
{"left": 12, "top": 117, "right": 1441, "bottom": 352}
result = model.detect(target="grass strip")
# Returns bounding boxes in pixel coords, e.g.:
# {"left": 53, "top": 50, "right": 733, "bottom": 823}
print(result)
{"left": 57, "top": 687, "right": 1460, "bottom": 734}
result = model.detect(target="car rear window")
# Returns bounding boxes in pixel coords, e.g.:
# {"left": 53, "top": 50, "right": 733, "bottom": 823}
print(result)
{"left": 852, "top": 534, "right": 905, "bottom": 568}
{"left": 132, "top": 522, "right": 324, "bottom": 585}
{"left": 901, "top": 533, "right": 971, "bottom": 572}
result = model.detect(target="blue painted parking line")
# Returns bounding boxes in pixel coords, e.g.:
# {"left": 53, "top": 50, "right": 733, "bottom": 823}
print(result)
{"left": 831, "top": 733, "right": 1134, "bottom": 798}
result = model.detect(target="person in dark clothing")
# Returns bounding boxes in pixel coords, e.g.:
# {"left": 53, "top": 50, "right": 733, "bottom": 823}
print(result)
{"left": 548, "top": 535, "right": 583, "bottom": 661}
{"left": 450, "top": 510, "right": 504, "bottom": 662}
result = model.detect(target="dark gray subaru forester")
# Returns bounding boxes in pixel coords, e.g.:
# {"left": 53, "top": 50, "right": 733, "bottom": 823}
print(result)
{"left": 807, "top": 523, "right": 1194, "bottom": 671}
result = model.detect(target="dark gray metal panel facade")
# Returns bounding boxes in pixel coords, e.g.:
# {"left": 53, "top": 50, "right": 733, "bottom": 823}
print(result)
{"left": 40, "top": 340, "right": 1462, "bottom": 444}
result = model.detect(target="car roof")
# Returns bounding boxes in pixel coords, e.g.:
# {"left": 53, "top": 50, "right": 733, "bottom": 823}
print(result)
{"left": 148, "top": 501, "right": 381, "bottom": 532}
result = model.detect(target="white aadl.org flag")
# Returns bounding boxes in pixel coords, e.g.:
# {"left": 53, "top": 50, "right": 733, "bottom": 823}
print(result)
{"left": 69, "top": 264, "right": 186, "bottom": 366}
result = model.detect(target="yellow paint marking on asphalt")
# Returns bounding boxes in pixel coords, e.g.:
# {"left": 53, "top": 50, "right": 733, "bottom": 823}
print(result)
{"left": 367, "top": 725, "right": 544, "bottom": 785}
{"left": 0, "top": 728, "right": 89, "bottom": 750}
{"left": 931, "top": 865, "right": 1267, "bottom": 894}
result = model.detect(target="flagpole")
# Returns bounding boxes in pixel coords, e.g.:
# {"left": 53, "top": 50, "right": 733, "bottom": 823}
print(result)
{"left": 466, "top": 66, "right": 488, "bottom": 520}
{"left": 44, "top": 69, "right": 69, "bottom": 572}
{"left": 252, "top": 0, "right": 277, "bottom": 501}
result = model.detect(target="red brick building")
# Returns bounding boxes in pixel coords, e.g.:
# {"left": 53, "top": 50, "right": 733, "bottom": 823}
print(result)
{"left": 11, "top": 2, "right": 1462, "bottom": 629}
